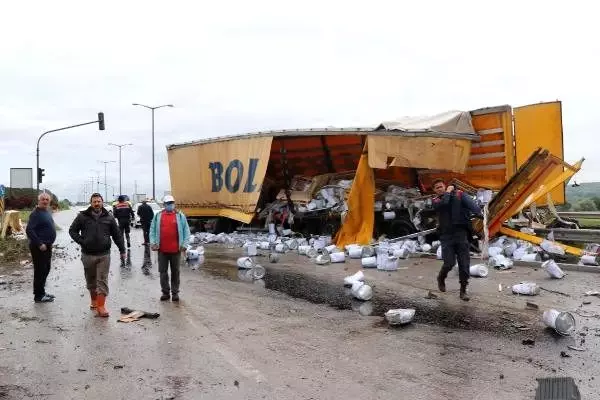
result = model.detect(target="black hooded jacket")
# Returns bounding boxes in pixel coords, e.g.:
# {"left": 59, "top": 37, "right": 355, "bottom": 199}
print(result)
{"left": 69, "top": 207, "right": 126, "bottom": 255}
{"left": 433, "top": 190, "right": 483, "bottom": 238}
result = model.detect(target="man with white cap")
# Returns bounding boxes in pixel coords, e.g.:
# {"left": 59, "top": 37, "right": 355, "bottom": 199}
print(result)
{"left": 149, "top": 195, "right": 190, "bottom": 302}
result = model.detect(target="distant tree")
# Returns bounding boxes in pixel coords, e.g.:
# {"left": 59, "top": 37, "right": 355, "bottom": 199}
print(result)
{"left": 576, "top": 199, "right": 597, "bottom": 211}
{"left": 559, "top": 202, "right": 572, "bottom": 211}
{"left": 592, "top": 197, "right": 600, "bottom": 211}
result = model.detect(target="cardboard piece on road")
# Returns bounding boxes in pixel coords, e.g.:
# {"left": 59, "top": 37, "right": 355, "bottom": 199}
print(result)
{"left": 117, "top": 307, "right": 160, "bottom": 323}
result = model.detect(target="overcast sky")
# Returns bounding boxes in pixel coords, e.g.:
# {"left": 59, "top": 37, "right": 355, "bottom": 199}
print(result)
{"left": 1, "top": 0, "right": 598, "bottom": 202}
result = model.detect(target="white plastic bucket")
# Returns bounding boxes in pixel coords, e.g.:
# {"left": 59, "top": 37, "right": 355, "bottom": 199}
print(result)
{"left": 330, "top": 252, "right": 345, "bottom": 263}
{"left": 268, "top": 253, "right": 280, "bottom": 263}
{"left": 378, "top": 256, "right": 399, "bottom": 271}
{"left": 487, "top": 247, "right": 503, "bottom": 257}
{"left": 361, "top": 246, "right": 376, "bottom": 258}
{"left": 542, "top": 259, "right": 565, "bottom": 279}
{"left": 186, "top": 249, "right": 200, "bottom": 260}
{"left": 511, "top": 282, "right": 540, "bottom": 296}
{"left": 469, "top": 264, "right": 489, "bottom": 277}
{"left": 351, "top": 281, "right": 373, "bottom": 301}
{"left": 543, "top": 309, "right": 576, "bottom": 336}
{"left": 306, "top": 248, "right": 318, "bottom": 259}
{"left": 520, "top": 253, "right": 541, "bottom": 262}
{"left": 392, "top": 248, "right": 409, "bottom": 259}
{"left": 275, "top": 243, "right": 287, "bottom": 253}
{"left": 343, "top": 270, "right": 365, "bottom": 286}
{"left": 237, "top": 257, "right": 254, "bottom": 269}
{"left": 246, "top": 243, "right": 258, "bottom": 256}
{"left": 298, "top": 245, "right": 311, "bottom": 255}
{"left": 268, "top": 223, "right": 276, "bottom": 235}
{"left": 421, "top": 243, "right": 432, "bottom": 253}
{"left": 385, "top": 309, "right": 415, "bottom": 325}
{"left": 436, "top": 246, "right": 443, "bottom": 260}
{"left": 313, "top": 238, "right": 325, "bottom": 250}
{"left": 348, "top": 246, "right": 363, "bottom": 259}
{"left": 383, "top": 211, "right": 396, "bottom": 220}
{"left": 581, "top": 254, "right": 599, "bottom": 266}
{"left": 258, "top": 241, "right": 270, "bottom": 250}
{"left": 361, "top": 256, "right": 377, "bottom": 268}
{"left": 325, "top": 244, "right": 338, "bottom": 253}
{"left": 315, "top": 254, "right": 331, "bottom": 265}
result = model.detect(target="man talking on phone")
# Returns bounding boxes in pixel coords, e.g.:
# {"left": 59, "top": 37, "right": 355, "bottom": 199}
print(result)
{"left": 431, "top": 179, "right": 483, "bottom": 301}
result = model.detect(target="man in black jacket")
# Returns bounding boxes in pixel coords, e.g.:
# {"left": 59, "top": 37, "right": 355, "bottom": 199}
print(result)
{"left": 69, "top": 193, "right": 126, "bottom": 317}
{"left": 113, "top": 195, "right": 135, "bottom": 248}
{"left": 432, "top": 179, "right": 483, "bottom": 301}
{"left": 137, "top": 199, "right": 154, "bottom": 246}
{"left": 25, "top": 192, "right": 57, "bottom": 303}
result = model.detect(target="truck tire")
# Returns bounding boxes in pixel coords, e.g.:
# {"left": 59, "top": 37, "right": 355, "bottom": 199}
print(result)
{"left": 388, "top": 217, "right": 417, "bottom": 239}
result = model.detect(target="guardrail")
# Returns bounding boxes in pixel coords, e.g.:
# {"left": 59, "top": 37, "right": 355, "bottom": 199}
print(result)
{"left": 533, "top": 228, "right": 600, "bottom": 243}
{"left": 558, "top": 212, "right": 600, "bottom": 219}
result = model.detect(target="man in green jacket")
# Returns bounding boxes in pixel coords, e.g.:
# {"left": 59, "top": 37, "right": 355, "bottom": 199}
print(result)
{"left": 150, "top": 195, "right": 190, "bottom": 302}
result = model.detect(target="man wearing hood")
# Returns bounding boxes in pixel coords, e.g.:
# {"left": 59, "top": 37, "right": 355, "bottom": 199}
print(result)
{"left": 69, "top": 193, "right": 126, "bottom": 317}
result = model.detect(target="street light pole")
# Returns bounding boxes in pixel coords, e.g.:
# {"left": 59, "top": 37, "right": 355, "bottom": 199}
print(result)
{"left": 36, "top": 112, "right": 105, "bottom": 192}
{"left": 108, "top": 143, "right": 132, "bottom": 196}
{"left": 132, "top": 103, "right": 173, "bottom": 200}
{"left": 98, "top": 160, "right": 116, "bottom": 203}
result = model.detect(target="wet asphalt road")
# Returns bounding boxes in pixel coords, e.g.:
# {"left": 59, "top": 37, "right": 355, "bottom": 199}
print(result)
{"left": 1, "top": 209, "right": 599, "bottom": 399}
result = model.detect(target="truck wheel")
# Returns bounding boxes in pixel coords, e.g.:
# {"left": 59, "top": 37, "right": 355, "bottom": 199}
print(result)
{"left": 388, "top": 217, "right": 417, "bottom": 239}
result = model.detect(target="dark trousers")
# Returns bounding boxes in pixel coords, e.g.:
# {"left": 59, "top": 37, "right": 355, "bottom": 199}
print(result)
{"left": 30, "top": 244, "right": 52, "bottom": 299}
{"left": 158, "top": 252, "right": 181, "bottom": 295}
{"left": 141, "top": 221, "right": 151, "bottom": 244}
{"left": 118, "top": 220, "right": 131, "bottom": 244}
{"left": 438, "top": 229, "right": 471, "bottom": 286}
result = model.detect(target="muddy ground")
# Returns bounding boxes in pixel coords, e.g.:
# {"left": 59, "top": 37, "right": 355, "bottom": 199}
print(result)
{"left": 0, "top": 209, "right": 598, "bottom": 399}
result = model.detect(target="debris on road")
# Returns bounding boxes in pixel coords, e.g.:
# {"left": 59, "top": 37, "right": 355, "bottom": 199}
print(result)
{"left": 542, "top": 260, "right": 565, "bottom": 279}
{"left": 118, "top": 307, "right": 160, "bottom": 323}
{"left": 522, "top": 339, "right": 535, "bottom": 346}
{"left": 539, "top": 287, "right": 570, "bottom": 297}
{"left": 560, "top": 351, "right": 571, "bottom": 358}
{"left": 385, "top": 308, "right": 416, "bottom": 326}
{"left": 526, "top": 302, "right": 539, "bottom": 310}
{"left": 512, "top": 282, "right": 540, "bottom": 296}
{"left": 567, "top": 345, "right": 586, "bottom": 352}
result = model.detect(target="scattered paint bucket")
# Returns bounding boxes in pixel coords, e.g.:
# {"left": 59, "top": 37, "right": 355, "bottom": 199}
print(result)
{"left": 469, "top": 264, "right": 489, "bottom": 278}
{"left": 520, "top": 253, "right": 541, "bottom": 262}
{"left": 186, "top": 249, "right": 200, "bottom": 260}
{"left": 361, "top": 256, "right": 377, "bottom": 268}
{"left": 306, "top": 248, "right": 318, "bottom": 259}
{"left": 581, "top": 254, "right": 599, "bottom": 266}
{"left": 315, "top": 253, "right": 331, "bottom": 265}
{"left": 385, "top": 309, "right": 415, "bottom": 326}
{"left": 275, "top": 243, "right": 288, "bottom": 253}
{"left": 325, "top": 244, "right": 338, "bottom": 253}
{"left": 298, "top": 245, "right": 311, "bottom": 255}
{"left": 421, "top": 243, "right": 432, "bottom": 253}
{"left": 351, "top": 281, "right": 373, "bottom": 301}
{"left": 268, "top": 253, "right": 280, "bottom": 263}
{"left": 250, "top": 264, "right": 266, "bottom": 280}
{"left": 246, "top": 243, "right": 258, "bottom": 256}
{"left": 343, "top": 270, "right": 365, "bottom": 286}
{"left": 330, "top": 252, "right": 345, "bottom": 263}
{"left": 348, "top": 246, "right": 363, "bottom": 259}
{"left": 542, "top": 260, "right": 565, "bottom": 279}
{"left": 383, "top": 211, "right": 396, "bottom": 220}
{"left": 543, "top": 309, "right": 576, "bottom": 336}
{"left": 361, "top": 246, "right": 376, "bottom": 258}
{"left": 378, "top": 256, "right": 399, "bottom": 271}
{"left": 237, "top": 257, "right": 254, "bottom": 269}
{"left": 392, "top": 248, "right": 409, "bottom": 259}
{"left": 512, "top": 282, "right": 540, "bottom": 296}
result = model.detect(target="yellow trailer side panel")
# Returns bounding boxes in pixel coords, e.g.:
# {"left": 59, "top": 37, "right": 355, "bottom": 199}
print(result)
{"left": 513, "top": 101, "right": 565, "bottom": 205}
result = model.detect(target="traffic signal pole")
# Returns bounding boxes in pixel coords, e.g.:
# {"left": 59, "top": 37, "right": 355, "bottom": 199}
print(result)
{"left": 36, "top": 113, "right": 105, "bottom": 192}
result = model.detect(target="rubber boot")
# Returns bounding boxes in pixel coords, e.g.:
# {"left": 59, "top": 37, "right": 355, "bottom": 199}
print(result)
{"left": 96, "top": 294, "right": 109, "bottom": 317}
{"left": 459, "top": 283, "right": 470, "bottom": 301}
{"left": 89, "top": 290, "right": 98, "bottom": 310}
{"left": 437, "top": 272, "right": 446, "bottom": 292}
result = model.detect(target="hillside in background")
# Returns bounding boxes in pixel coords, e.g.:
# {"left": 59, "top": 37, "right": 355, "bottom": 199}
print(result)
{"left": 566, "top": 182, "right": 600, "bottom": 205}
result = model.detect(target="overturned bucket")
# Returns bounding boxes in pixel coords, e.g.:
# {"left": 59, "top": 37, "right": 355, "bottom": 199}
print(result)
{"left": 330, "top": 252, "right": 346, "bottom": 263}
{"left": 385, "top": 309, "right": 416, "bottom": 326}
{"left": 469, "top": 264, "right": 489, "bottom": 278}
{"left": 512, "top": 282, "right": 540, "bottom": 296}
{"left": 542, "top": 309, "right": 576, "bottom": 336}
{"left": 361, "top": 256, "right": 377, "bottom": 268}
{"left": 542, "top": 259, "right": 565, "bottom": 279}
{"left": 348, "top": 246, "right": 363, "bottom": 259}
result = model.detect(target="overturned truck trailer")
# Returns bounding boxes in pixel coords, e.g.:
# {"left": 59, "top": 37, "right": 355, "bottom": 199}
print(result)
{"left": 166, "top": 101, "right": 566, "bottom": 238}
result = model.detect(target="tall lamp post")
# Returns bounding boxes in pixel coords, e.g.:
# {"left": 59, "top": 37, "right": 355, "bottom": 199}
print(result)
{"left": 98, "top": 160, "right": 116, "bottom": 203}
{"left": 132, "top": 103, "right": 173, "bottom": 200}
{"left": 108, "top": 143, "right": 133, "bottom": 196}
{"left": 36, "top": 112, "right": 105, "bottom": 192}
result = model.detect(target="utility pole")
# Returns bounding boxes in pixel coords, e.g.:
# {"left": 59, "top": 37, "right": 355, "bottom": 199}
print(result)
{"left": 98, "top": 160, "right": 115, "bottom": 203}
{"left": 108, "top": 143, "right": 133, "bottom": 196}
{"left": 132, "top": 103, "right": 174, "bottom": 200}
{"left": 36, "top": 113, "right": 105, "bottom": 192}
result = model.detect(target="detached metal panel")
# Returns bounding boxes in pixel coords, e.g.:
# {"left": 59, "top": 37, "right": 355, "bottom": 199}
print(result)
{"left": 514, "top": 101, "right": 565, "bottom": 205}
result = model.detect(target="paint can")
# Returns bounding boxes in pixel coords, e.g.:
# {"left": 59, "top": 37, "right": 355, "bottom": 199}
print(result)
{"left": 469, "top": 264, "right": 489, "bottom": 278}
{"left": 237, "top": 257, "right": 254, "bottom": 269}
{"left": 348, "top": 246, "right": 363, "bottom": 259}
{"left": 542, "top": 259, "right": 565, "bottom": 279}
{"left": 361, "top": 256, "right": 377, "bottom": 268}
{"left": 385, "top": 309, "right": 415, "bottom": 325}
{"left": 343, "top": 270, "right": 365, "bottom": 286}
{"left": 520, "top": 253, "right": 541, "bottom": 262}
{"left": 330, "top": 252, "right": 346, "bottom": 263}
{"left": 543, "top": 309, "right": 576, "bottom": 336}
{"left": 511, "top": 282, "right": 540, "bottom": 295}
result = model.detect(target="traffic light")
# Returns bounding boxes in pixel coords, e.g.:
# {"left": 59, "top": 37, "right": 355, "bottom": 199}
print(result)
{"left": 98, "top": 112, "right": 105, "bottom": 131}
{"left": 37, "top": 168, "right": 45, "bottom": 184}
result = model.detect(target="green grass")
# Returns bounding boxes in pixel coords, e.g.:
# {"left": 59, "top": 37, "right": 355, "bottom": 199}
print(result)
{"left": 0, "top": 237, "right": 30, "bottom": 265}
{"left": 578, "top": 218, "right": 600, "bottom": 228}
